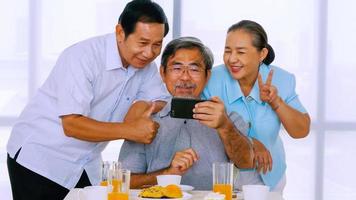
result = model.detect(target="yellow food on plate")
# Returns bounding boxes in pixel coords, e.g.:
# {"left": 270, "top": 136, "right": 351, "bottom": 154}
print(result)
{"left": 163, "top": 184, "right": 183, "bottom": 198}
{"left": 139, "top": 185, "right": 165, "bottom": 198}
{"left": 139, "top": 184, "right": 183, "bottom": 198}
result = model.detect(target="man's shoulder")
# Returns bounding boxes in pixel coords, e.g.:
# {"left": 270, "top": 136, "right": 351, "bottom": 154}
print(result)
{"left": 60, "top": 33, "right": 111, "bottom": 58}
{"left": 53, "top": 33, "right": 114, "bottom": 75}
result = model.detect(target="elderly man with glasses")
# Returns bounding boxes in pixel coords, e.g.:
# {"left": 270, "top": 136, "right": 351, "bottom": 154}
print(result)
{"left": 119, "top": 37, "right": 254, "bottom": 190}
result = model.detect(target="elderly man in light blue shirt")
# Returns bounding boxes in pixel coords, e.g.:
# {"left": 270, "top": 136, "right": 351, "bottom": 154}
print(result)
{"left": 6, "top": 1, "right": 171, "bottom": 199}
{"left": 119, "top": 37, "right": 254, "bottom": 190}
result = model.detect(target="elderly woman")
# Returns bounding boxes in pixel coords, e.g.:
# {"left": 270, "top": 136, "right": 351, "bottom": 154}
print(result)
{"left": 201, "top": 20, "right": 310, "bottom": 193}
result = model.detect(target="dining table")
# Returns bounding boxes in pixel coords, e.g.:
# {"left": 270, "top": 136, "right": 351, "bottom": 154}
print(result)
{"left": 64, "top": 188, "right": 284, "bottom": 200}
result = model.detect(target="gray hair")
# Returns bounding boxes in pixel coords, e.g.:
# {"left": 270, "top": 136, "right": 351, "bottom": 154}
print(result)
{"left": 160, "top": 37, "right": 214, "bottom": 74}
{"left": 228, "top": 20, "right": 275, "bottom": 65}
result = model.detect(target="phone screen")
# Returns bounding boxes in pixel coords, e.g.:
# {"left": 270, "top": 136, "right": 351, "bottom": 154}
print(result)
{"left": 170, "top": 97, "right": 207, "bottom": 119}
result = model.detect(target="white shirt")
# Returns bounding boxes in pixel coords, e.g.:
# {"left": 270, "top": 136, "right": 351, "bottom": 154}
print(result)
{"left": 7, "top": 33, "right": 170, "bottom": 189}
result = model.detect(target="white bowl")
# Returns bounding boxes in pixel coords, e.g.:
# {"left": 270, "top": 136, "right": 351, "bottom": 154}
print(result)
{"left": 156, "top": 175, "right": 181, "bottom": 186}
{"left": 242, "top": 185, "right": 270, "bottom": 200}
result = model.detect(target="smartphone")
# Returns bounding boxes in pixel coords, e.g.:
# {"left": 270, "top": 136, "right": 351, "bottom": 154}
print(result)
{"left": 170, "top": 97, "right": 207, "bottom": 119}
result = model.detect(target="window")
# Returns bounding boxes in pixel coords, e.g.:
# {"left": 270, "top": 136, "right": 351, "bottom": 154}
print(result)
{"left": 177, "top": 0, "right": 355, "bottom": 200}
{"left": 1, "top": 0, "right": 355, "bottom": 199}
{"left": 0, "top": 1, "right": 173, "bottom": 198}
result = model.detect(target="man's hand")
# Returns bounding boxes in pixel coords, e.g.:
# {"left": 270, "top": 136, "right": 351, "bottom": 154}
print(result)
{"left": 166, "top": 148, "right": 199, "bottom": 175}
{"left": 124, "top": 101, "right": 165, "bottom": 122}
{"left": 193, "top": 97, "right": 254, "bottom": 168}
{"left": 193, "top": 96, "right": 229, "bottom": 130}
{"left": 130, "top": 148, "right": 198, "bottom": 189}
{"left": 252, "top": 138, "right": 272, "bottom": 174}
{"left": 124, "top": 103, "right": 160, "bottom": 144}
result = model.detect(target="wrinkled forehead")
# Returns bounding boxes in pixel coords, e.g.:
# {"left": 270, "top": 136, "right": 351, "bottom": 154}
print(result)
{"left": 167, "top": 48, "right": 205, "bottom": 66}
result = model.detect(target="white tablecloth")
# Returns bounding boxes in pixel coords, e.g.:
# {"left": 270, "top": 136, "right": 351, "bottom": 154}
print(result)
{"left": 65, "top": 189, "right": 284, "bottom": 200}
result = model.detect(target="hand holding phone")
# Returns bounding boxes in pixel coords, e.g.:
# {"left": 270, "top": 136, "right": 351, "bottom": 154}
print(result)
{"left": 188, "top": 96, "right": 230, "bottom": 130}
{"left": 170, "top": 97, "right": 207, "bottom": 119}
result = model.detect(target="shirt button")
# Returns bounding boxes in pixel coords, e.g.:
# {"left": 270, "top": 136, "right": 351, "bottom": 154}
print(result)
{"left": 126, "top": 97, "right": 130, "bottom": 101}
{"left": 246, "top": 96, "right": 253, "bottom": 102}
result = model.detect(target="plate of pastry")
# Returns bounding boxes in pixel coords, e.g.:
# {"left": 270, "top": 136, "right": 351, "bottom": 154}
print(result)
{"left": 138, "top": 185, "right": 192, "bottom": 200}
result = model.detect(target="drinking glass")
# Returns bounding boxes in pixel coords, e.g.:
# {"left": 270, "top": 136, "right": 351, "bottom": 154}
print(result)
{"left": 100, "top": 161, "right": 110, "bottom": 186}
{"left": 213, "top": 162, "right": 233, "bottom": 200}
{"left": 107, "top": 161, "right": 122, "bottom": 192}
{"left": 107, "top": 168, "right": 130, "bottom": 200}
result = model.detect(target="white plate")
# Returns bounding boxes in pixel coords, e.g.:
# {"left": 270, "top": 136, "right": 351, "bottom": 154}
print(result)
{"left": 234, "top": 191, "right": 284, "bottom": 200}
{"left": 179, "top": 185, "right": 194, "bottom": 191}
{"left": 139, "top": 192, "right": 192, "bottom": 200}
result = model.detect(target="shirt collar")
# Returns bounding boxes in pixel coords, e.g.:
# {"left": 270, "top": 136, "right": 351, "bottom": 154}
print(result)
{"left": 226, "top": 64, "right": 272, "bottom": 105}
{"left": 249, "top": 79, "right": 263, "bottom": 104}
{"left": 105, "top": 33, "right": 134, "bottom": 71}
{"left": 226, "top": 71, "right": 243, "bottom": 104}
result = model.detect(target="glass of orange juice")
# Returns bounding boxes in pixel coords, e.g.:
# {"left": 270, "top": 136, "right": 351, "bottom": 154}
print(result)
{"left": 110, "top": 161, "right": 121, "bottom": 192}
{"left": 212, "top": 162, "right": 233, "bottom": 200}
{"left": 107, "top": 168, "right": 130, "bottom": 200}
{"left": 100, "top": 161, "right": 110, "bottom": 186}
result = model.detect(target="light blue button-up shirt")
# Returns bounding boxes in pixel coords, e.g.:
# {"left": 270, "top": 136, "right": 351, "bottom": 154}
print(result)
{"left": 7, "top": 33, "right": 169, "bottom": 189}
{"left": 203, "top": 64, "right": 307, "bottom": 189}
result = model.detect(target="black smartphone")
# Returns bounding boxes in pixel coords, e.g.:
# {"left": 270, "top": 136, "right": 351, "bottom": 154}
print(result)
{"left": 170, "top": 97, "right": 207, "bottom": 119}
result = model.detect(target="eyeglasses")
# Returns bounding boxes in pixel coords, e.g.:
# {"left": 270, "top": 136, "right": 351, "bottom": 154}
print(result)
{"left": 167, "top": 64, "right": 205, "bottom": 78}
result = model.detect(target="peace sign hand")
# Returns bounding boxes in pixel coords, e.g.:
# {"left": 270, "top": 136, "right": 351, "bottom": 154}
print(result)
{"left": 258, "top": 70, "right": 281, "bottom": 110}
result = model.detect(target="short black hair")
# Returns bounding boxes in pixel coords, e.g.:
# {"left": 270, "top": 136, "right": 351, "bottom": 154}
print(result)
{"left": 118, "top": 0, "right": 169, "bottom": 37}
{"left": 161, "top": 37, "right": 214, "bottom": 75}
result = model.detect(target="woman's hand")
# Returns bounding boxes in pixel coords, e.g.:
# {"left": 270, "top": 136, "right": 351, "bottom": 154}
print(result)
{"left": 252, "top": 138, "right": 272, "bottom": 174}
{"left": 258, "top": 70, "right": 281, "bottom": 110}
